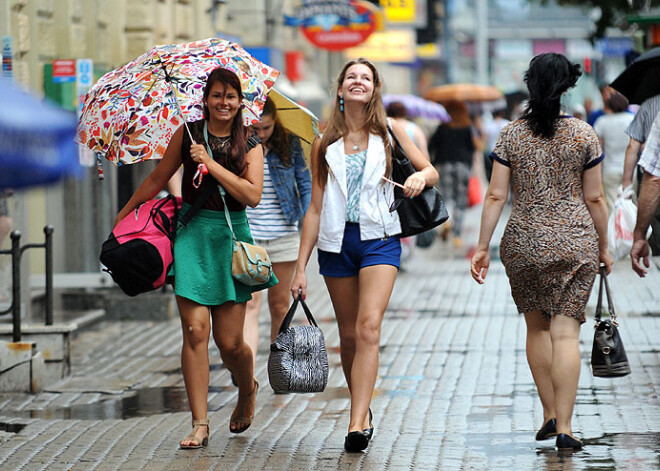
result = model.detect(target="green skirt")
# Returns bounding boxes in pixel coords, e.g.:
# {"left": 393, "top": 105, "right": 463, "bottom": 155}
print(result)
{"left": 171, "top": 204, "right": 278, "bottom": 306}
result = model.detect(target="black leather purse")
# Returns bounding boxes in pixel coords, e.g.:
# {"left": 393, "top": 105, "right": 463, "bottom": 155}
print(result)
{"left": 387, "top": 128, "right": 449, "bottom": 237}
{"left": 591, "top": 266, "right": 631, "bottom": 378}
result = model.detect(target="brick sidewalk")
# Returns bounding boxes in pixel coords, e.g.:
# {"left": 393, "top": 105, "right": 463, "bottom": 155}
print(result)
{"left": 0, "top": 239, "right": 659, "bottom": 470}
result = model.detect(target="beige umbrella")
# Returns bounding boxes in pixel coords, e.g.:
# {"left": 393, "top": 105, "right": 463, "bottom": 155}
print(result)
{"left": 268, "top": 88, "right": 320, "bottom": 162}
{"left": 424, "top": 84, "right": 503, "bottom": 103}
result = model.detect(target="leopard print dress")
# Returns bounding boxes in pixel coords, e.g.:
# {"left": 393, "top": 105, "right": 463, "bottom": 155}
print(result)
{"left": 491, "top": 117, "right": 604, "bottom": 323}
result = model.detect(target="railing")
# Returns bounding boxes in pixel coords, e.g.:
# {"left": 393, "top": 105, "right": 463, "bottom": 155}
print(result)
{"left": 0, "top": 226, "right": 53, "bottom": 342}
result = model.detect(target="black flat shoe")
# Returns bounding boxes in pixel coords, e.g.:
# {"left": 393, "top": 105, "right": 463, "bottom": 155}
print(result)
{"left": 535, "top": 418, "right": 557, "bottom": 441}
{"left": 556, "top": 433, "right": 583, "bottom": 450}
{"left": 344, "top": 431, "right": 370, "bottom": 452}
{"left": 363, "top": 408, "right": 374, "bottom": 440}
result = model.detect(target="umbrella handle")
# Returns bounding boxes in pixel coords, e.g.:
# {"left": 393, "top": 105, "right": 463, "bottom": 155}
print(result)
{"left": 193, "top": 163, "right": 208, "bottom": 189}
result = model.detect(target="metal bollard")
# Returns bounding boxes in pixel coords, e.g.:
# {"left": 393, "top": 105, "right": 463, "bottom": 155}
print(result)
{"left": 44, "top": 225, "right": 53, "bottom": 326}
{"left": 10, "top": 230, "right": 21, "bottom": 342}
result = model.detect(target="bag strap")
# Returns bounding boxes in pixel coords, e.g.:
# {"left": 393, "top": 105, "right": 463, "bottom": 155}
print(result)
{"left": 200, "top": 121, "right": 262, "bottom": 241}
{"left": 177, "top": 183, "right": 216, "bottom": 230}
{"left": 595, "top": 265, "right": 617, "bottom": 325}
{"left": 202, "top": 121, "right": 236, "bottom": 240}
{"left": 278, "top": 293, "right": 320, "bottom": 334}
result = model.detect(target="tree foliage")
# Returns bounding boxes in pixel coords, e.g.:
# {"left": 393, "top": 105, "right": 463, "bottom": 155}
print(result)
{"left": 537, "top": 0, "right": 637, "bottom": 39}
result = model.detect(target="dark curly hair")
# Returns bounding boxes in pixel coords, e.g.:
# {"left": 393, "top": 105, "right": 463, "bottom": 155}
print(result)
{"left": 521, "top": 53, "right": 581, "bottom": 138}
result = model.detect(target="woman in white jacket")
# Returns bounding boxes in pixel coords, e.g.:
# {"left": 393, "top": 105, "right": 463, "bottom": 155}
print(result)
{"left": 290, "top": 58, "right": 438, "bottom": 452}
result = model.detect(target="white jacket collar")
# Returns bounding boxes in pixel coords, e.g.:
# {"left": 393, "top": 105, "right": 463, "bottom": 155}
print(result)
{"left": 325, "top": 133, "right": 388, "bottom": 199}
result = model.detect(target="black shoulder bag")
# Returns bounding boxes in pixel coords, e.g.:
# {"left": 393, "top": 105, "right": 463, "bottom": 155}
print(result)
{"left": 591, "top": 265, "right": 631, "bottom": 377}
{"left": 387, "top": 127, "right": 449, "bottom": 237}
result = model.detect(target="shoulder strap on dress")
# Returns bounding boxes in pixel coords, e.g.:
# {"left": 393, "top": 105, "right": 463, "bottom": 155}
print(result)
{"left": 247, "top": 135, "right": 261, "bottom": 152}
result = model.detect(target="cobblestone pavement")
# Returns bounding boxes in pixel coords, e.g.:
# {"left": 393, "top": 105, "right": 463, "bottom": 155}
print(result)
{"left": 1, "top": 211, "right": 659, "bottom": 470}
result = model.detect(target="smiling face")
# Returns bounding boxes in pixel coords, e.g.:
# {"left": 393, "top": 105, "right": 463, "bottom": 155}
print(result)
{"left": 251, "top": 113, "right": 275, "bottom": 145}
{"left": 339, "top": 63, "right": 375, "bottom": 107}
{"left": 205, "top": 81, "right": 241, "bottom": 124}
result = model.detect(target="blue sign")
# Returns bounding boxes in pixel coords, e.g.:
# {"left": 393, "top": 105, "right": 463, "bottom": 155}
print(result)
{"left": 596, "top": 38, "right": 634, "bottom": 57}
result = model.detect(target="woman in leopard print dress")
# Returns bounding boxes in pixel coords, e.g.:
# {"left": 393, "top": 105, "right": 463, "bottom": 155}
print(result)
{"left": 470, "top": 53, "right": 612, "bottom": 450}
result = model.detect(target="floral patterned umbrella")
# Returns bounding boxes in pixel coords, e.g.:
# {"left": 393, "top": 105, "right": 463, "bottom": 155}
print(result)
{"left": 77, "top": 38, "right": 280, "bottom": 165}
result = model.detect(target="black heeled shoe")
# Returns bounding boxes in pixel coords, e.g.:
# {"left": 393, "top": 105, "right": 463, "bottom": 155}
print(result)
{"left": 363, "top": 408, "right": 374, "bottom": 440}
{"left": 535, "top": 418, "right": 557, "bottom": 441}
{"left": 556, "top": 433, "right": 583, "bottom": 450}
{"left": 344, "top": 431, "right": 370, "bottom": 452}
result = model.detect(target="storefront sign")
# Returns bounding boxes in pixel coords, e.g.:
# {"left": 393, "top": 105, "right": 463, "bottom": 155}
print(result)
{"left": 52, "top": 59, "right": 76, "bottom": 83}
{"left": 345, "top": 30, "right": 416, "bottom": 63}
{"left": 284, "top": 0, "right": 378, "bottom": 51}
{"left": 380, "top": 0, "right": 415, "bottom": 23}
{"left": 2, "top": 36, "right": 13, "bottom": 80}
{"left": 76, "top": 59, "right": 96, "bottom": 167}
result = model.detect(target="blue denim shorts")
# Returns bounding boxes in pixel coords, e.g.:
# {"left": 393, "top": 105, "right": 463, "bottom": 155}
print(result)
{"left": 318, "top": 223, "right": 401, "bottom": 277}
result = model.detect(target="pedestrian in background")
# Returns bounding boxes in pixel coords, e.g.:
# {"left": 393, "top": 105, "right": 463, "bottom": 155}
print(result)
{"left": 428, "top": 100, "right": 475, "bottom": 246}
{"left": 243, "top": 96, "right": 312, "bottom": 368}
{"left": 385, "top": 101, "right": 430, "bottom": 262}
{"left": 385, "top": 101, "right": 430, "bottom": 160}
{"left": 484, "top": 108, "right": 510, "bottom": 181}
{"left": 631, "top": 110, "right": 660, "bottom": 277}
{"left": 622, "top": 94, "right": 660, "bottom": 255}
{"left": 291, "top": 58, "right": 437, "bottom": 452}
{"left": 470, "top": 53, "right": 612, "bottom": 450}
{"left": 593, "top": 91, "right": 634, "bottom": 212}
{"left": 115, "top": 68, "right": 276, "bottom": 448}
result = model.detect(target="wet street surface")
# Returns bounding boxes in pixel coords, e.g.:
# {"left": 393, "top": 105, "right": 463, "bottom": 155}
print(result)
{"left": 0, "top": 233, "right": 659, "bottom": 470}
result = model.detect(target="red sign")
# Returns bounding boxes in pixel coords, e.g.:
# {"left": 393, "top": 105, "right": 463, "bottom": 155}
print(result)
{"left": 285, "top": 51, "right": 304, "bottom": 82}
{"left": 286, "top": 1, "right": 377, "bottom": 51}
{"left": 52, "top": 60, "right": 76, "bottom": 83}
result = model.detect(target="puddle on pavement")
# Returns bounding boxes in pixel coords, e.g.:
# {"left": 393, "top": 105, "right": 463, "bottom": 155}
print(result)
{"left": 467, "top": 431, "right": 660, "bottom": 470}
{"left": 3, "top": 387, "right": 232, "bottom": 421}
{"left": 0, "top": 422, "right": 26, "bottom": 433}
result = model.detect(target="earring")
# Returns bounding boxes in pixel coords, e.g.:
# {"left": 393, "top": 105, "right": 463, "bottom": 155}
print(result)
{"left": 339, "top": 96, "right": 344, "bottom": 112}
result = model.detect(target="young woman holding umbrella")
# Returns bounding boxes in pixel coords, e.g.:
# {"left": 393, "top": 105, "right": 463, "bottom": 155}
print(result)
{"left": 114, "top": 67, "right": 276, "bottom": 448}
{"left": 243, "top": 96, "right": 312, "bottom": 368}
{"left": 290, "top": 58, "right": 438, "bottom": 452}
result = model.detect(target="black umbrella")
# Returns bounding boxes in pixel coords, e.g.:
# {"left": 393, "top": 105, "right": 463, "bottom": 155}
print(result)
{"left": 610, "top": 47, "right": 660, "bottom": 105}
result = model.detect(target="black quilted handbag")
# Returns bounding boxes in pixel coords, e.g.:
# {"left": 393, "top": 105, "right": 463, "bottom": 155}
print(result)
{"left": 388, "top": 128, "right": 449, "bottom": 237}
{"left": 268, "top": 296, "right": 329, "bottom": 394}
{"left": 591, "top": 266, "right": 631, "bottom": 378}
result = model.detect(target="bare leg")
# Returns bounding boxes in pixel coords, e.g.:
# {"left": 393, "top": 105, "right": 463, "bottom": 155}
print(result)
{"left": 211, "top": 301, "right": 257, "bottom": 433}
{"left": 549, "top": 314, "right": 581, "bottom": 436}
{"left": 244, "top": 292, "right": 262, "bottom": 368}
{"left": 324, "top": 276, "right": 359, "bottom": 390}
{"left": 523, "top": 311, "right": 556, "bottom": 426}
{"left": 177, "top": 295, "right": 211, "bottom": 447}
{"left": 268, "top": 261, "right": 297, "bottom": 342}
{"left": 348, "top": 264, "right": 397, "bottom": 432}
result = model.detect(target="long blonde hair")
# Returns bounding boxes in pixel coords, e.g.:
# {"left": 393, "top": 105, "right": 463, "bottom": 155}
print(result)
{"left": 316, "top": 58, "right": 391, "bottom": 187}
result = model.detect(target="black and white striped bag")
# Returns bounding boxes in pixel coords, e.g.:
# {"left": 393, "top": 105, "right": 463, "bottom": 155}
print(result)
{"left": 268, "top": 296, "right": 328, "bottom": 394}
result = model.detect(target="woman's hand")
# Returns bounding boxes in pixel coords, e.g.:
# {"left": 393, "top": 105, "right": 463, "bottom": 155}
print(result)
{"left": 290, "top": 269, "right": 307, "bottom": 300}
{"left": 470, "top": 249, "right": 490, "bottom": 284}
{"left": 190, "top": 144, "right": 212, "bottom": 167}
{"left": 599, "top": 249, "right": 613, "bottom": 275}
{"left": 403, "top": 172, "right": 427, "bottom": 198}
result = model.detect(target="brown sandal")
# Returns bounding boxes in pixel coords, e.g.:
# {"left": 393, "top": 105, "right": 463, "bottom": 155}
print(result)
{"left": 179, "top": 418, "right": 209, "bottom": 449}
{"left": 230, "top": 379, "right": 259, "bottom": 434}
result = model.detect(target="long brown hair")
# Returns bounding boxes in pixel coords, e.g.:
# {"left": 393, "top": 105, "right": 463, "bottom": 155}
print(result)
{"left": 316, "top": 58, "right": 391, "bottom": 187}
{"left": 444, "top": 101, "right": 472, "bottom": 128}
{"left": 261, "top": 96, "right": 292, "bottom": 166}
{"left": 203, "top": 67, "right": 248, "bottom": 174}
